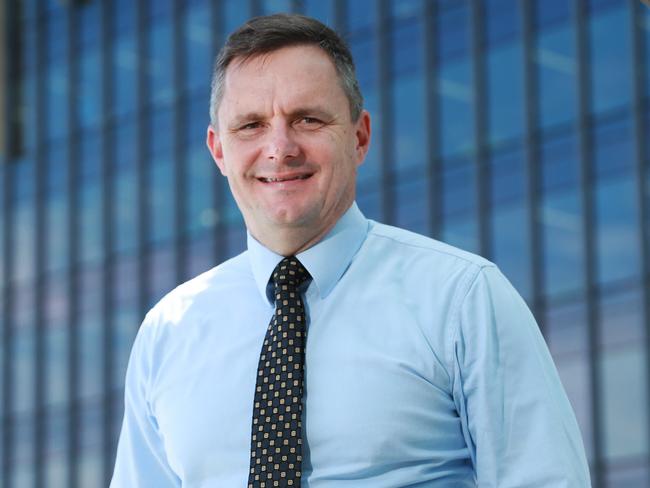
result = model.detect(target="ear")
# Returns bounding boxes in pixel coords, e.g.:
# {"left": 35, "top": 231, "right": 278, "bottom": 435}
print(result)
{"left": 206, "top": 125, "right": 227, "bottom": 176}
{"left": 353, "top": 110, "right": 371, "bottom": 166}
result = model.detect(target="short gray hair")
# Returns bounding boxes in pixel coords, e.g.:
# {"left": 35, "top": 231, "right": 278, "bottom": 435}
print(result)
{"left": 209, "top": 13, "right": 363, "bottom": 127}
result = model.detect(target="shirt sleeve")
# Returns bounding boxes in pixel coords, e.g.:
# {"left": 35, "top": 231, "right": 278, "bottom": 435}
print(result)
{"left": 110, "top": 319, "right": 181, "bottom": 488}
{"left": 451, "top": 265, "right": 591, "bottom": 487}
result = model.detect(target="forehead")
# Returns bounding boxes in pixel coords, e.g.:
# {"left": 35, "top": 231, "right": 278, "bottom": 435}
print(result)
{"left": 219, "top": 45, "right": 347, "bottom": 117}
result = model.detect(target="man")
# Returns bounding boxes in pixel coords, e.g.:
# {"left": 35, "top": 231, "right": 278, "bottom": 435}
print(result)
{"left": 112, "top": 13, "right": 590, "bottom": 487}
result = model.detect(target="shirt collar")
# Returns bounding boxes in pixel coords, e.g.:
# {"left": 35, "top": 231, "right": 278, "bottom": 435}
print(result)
{"left": 247, "top": 202, "right": 369, "bottom": 304}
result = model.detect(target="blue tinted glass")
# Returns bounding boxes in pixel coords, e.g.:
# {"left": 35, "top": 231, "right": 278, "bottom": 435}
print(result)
{"left": 150, "top": 244, "right": 177, "bottom": 303}
{"left": 186, "top": 236, "right": 215, "bottom": 279}
{"left": 537, "top": 23, "right": 577, "bottom": 128}
{"left": 546, "top": 300, "right": 588, "bottom": 357}
{"left": 599, "top": 287, "right": 645, "bottom": 348}
{"left": 114, "top": 118, "right": 137, "bottom": 171}
{"left": 541, "top": 189, "right": 584, "bottom": 297}
{"left": 78, "top": 1, "right": 99, "bottom": 47}
{"left": 184, "top": 3, "right": 212, "bottom": 94}
{"left": 148, "top": 21, "right": 174, "bottom": 105}
{"left": 594, "top": 114, "right": 633, "bottom": 179}
{"left": 80, "top": 183, "right": 104, "bottom": 264}
{"left": 438, "top": 3, "right": 470, "bottom": 60}
{"left": 589, "top": 5, "right": 632, "bottom": 114}
{"left": 149, "top": 0, "right": 172, "bottom": 19}
{"left": 78, "top": 268, "right": 103, "bottom": 400}
{"left": 44, "top": 278, "right": 69, "bottom": 407}
{"left": 356, "top": 184, "right": 382, "bottom": 222}
{"left": 350, "top": 36, "right": 377, "bottom": 90}
{"left": 348, "top": 0, "right": 377, "bottom": 33}
{"left": 226, "top": 223, "right": 247, "bottom": 258}
{"left": 442, "top": 162, "right": 476, "bottom": 215}
{"left": 79, "top": 410, "right": 104, "bottom": 487}
{"left": 358, "top": 90, "right": 380, "bottom": 183}
{"left": 304, "top": 0, "right": 334, "bottom": 23}
{"left": 535, "top": 0, "right": 571, "bottom": 28}
{"left": 13, "top": 157, "right": 36, "bottom": 201}
{"left": 541, "top": 131, "right": 579, "bottom": 191}
{"left": 262, "top": 0, "right": 292, "bottom": 14}
{"left": 112, "top": 33, "right": 137, "bottom": 118}
{"left": 187, "top": 145, "right": 217, "bottom": 236}
{"left": 601, "top": 345, "right": 649, "bottom": 459}
{"left": 46, "top": 9, "right": 67, "bottom": 62}
{"left": 149, "top": 157, "right": 175, "bottom": 244}
{"left": 491, "top": 203, "right": 531, "bottom": 300}
{"left": 394, "top": 169, "right": 429, "bottom": 235}
{"left": 441, "top": 213, "right": 479, "bottom": 253}
{"left": 439, "top": 57, "right": 475, "bottom": 158}
{"left": 113, "top": 305, "right": 139, "bottom": 390}
{"left": 490, "top": 145, "right": 525, "bottom": 206}
{"left": 47, "top": 142, "right": 69, "bottom": 193}
{"left": 553, "top": 354, "right": 594, "bottom": 462}
{"left": 13, "top": 315, "right": 35, "bottom": 413}
{"left": 645, "top": 9, "right": 650, "bottom": 98}
{"left": 606, "top": 466, "right": 650, "bottom": 487}
{"left": 77, "top": 47, "right": 103, "bottom": 128}
{"left": 14, "top": 202, "right": 36, "bottom": 283}
{"left": 47, "top": 62, "right": 69, "bottom": 141}
{"left": 114, "top": 168, "right": 138, "bottom": 254}
{"left": 486, "top": 0, "right": 521, "bottom": 45}
{"left": 487, "top": 40, "right": 524, "bottom": 144}
{"left": 224, "top": 0, "right": 251, "bottom": 32}
{"left": 114, "top": 0, "right": 136, "bottom": 33}
{"left": 595, "top": 174, "right": 641, "bottom": 284}
{"left": 14, "top": 420, "right": 35, "bottom": 486}
{"left": 80, "top": 130, "right": 102, "bottom": 184}
{"left": 46, "top": 193, "right": 68, "bottom": 273}
{"left": 391, "top": 18, "right": 422, "bottom": 75}
{"left": 393, "top": 75, "right": 425, "bottom": 171}
{"left": 391, "top": 0, "right": 421, "bottom": 20}
{"left": 149, "top": 107, "right": 174, "bottom": 157}
{"left": 44, "top": 412, "right": 68, "bottom": 485}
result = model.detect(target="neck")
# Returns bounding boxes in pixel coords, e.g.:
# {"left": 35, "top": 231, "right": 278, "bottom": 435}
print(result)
{"left": 250, "top": 220, "right": 337, "bottom": 257}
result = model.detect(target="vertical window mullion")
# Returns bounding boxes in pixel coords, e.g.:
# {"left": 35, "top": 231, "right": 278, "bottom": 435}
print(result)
{"left": 575, "top": 0, "right": 604, "bottom": 485}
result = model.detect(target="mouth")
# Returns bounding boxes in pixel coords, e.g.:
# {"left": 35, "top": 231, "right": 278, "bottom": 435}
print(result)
{"left": 257, "top": 173, "right": 313, "bottom": 183}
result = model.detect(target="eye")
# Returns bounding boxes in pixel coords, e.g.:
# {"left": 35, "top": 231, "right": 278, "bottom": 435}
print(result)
{"left": 295, "top": 116, "right": 324, "bottom": 129}
{"left": 239, "top": 121, "right": 262, "bottom": 131}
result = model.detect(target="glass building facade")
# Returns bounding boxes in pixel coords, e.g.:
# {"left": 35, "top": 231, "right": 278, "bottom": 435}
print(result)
{"left": 1, "top": 0, "right": 649, "bottom": 486}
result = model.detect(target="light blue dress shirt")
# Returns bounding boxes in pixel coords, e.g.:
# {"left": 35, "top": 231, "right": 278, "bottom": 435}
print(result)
{"left": 111, "top": 203, "right": 591, "bottom": 487}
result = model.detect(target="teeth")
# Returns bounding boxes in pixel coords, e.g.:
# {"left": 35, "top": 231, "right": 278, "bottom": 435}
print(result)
{"left": 261, "top": 175, "right": 309, "bottom": 182}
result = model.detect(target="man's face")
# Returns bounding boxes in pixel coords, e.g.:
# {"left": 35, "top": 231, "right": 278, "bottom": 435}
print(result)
{"left": 206, "top": 44, "right": 371, "bottom": 248}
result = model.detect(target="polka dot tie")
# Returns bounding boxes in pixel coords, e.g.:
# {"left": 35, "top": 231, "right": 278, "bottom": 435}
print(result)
{"left": 248, "top": 257, "right": 311, "bottom": 488}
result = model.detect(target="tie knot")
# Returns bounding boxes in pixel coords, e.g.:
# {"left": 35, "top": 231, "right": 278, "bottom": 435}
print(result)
{"left": 272, "top": 257, "right": 311, "bottom": 289}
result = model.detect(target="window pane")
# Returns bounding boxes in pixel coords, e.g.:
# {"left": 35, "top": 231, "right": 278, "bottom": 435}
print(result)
{"left": 536, "top": 22, "right": 577, "bottom": 128}
{"left": 491, "top": 203, "right": 531, "bottom": 300}
{"left": 45, "top": 408, "right": 68, "bottom": 487}
{"left": 541, "top": 189, "right": 584, "bottom": 297}
{"left": 393, "top": 75, "right": 425, "bottom": 171}
{"left": 79, "top": 403, "right": 104, "bottom": 487}
{"left": 601, "top": 345, "right": 649, "bottom": 460}
{"left": 394, "top": 170, "right": 429, "bottom": 235}
{"left": 442, "top": 214, "right": 479, "bottom": 254}
{"left": 589, "top": 5, "right": 632, "bottom": 114}
{"left": 606, "top": 465, "right": 650, "bottom": 488}
{"left": 183, "top": 2, "right": 212, "bottom": 94}
{"left": 599, "top": 287, "right": 645, "bottom": 348}
{"left": 149, "top": 156, "right": 175, "bottom": 245}
{"left": 44, "top": 275, "right": 69, "bottom": 408}
{"left": 112, "top": 33, "right": 137, "bottom": 119}
{"left": 438, "top": 57, "right": 475, "bottom": 158}
{"left": 554, "top": 354, "right": 594, "bottom": 462}
{"left": 147, "top": 21, "right": 174, "bottom": 105}
{"left": 78, "top": 267, "right": 103, "bottom": 400}
{"left": 546, "top": 300, "right": 589, "bottom": 357}
{"left": 595, "top": 175, "right": 641, "bottom": 284}
{"left": 487, "top": 40, "right": 524, "bottom": 144}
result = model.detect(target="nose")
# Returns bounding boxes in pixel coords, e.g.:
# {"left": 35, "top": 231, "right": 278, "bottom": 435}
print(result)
{"left": 265, "top": 123, "right": 300, "bottom": 163}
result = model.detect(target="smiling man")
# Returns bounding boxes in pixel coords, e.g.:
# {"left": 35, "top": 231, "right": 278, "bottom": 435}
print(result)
{"left": 111, "top": 14, "right": 590, "bottom": 488}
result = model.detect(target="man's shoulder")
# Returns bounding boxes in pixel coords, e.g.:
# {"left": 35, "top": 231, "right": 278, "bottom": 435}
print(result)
{"left": 143, "top": 250, "right": 252, "bottom": 326}
{"left": 366, "top": 220, "right": 493, "bottom": 270}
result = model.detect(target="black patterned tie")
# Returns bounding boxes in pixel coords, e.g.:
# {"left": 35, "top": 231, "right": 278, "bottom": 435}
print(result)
{"left": 248, "top": 257, "right": 311, "bottom": 488}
